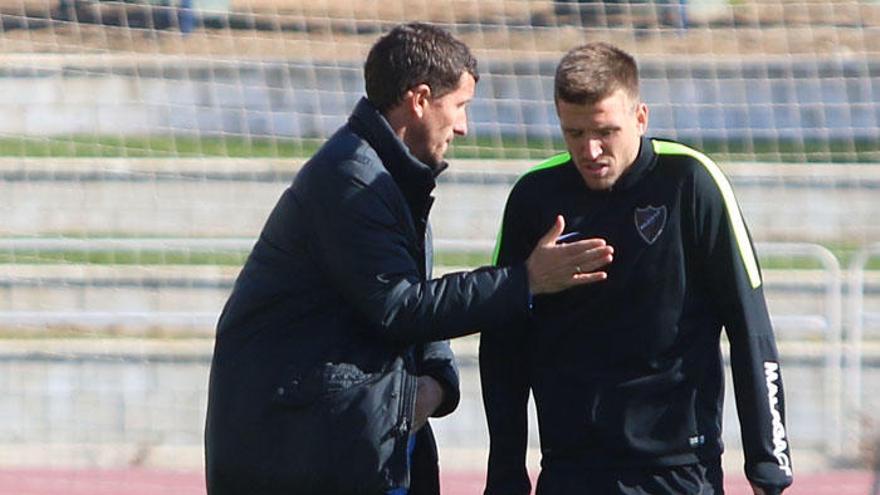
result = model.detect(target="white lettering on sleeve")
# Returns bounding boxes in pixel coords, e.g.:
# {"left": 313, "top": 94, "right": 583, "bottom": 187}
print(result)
{"left": 764, "top": 361, "right": 793, "bottom": 477}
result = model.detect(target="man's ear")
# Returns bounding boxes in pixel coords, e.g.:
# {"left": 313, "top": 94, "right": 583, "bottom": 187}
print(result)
{"left": 636, "top": 102, "right": 649, "bottom": 135}
{"left": 408, "top": 84, "right": 431, "bottom": 118}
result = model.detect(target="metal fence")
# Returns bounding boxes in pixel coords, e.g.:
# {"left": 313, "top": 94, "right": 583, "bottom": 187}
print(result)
{"left": 0, "top": 237, "right": 877, "bottom": 462}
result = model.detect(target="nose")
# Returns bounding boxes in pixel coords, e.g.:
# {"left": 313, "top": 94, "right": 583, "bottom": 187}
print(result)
{"left": 453, "top": 111, "right": 468, "bottom": 137}
{"left": 585, "top": 138, "right": 603, "bottom": 160}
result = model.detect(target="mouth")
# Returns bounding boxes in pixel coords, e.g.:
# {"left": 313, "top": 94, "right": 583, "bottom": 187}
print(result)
{"left": 582, "top": 161, "right": 610, "bottom": 174}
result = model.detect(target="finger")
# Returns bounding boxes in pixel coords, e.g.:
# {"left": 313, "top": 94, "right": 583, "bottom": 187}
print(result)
{"left": 556, "top": 237, "right": 608, "bottom": 253}
{"left": 589, "top": 245, "right": 615, "bottom": 264}
{"left": 572, "top": 246, "right": 615, "bottom": 270}
{"left": 538, "top": 215, "right": 565, "bottom": 246}
{"left": 570, "top": 271, "right": 608, "bottom": 284}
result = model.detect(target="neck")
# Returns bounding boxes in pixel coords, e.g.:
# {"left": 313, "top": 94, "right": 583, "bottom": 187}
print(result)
{"left": 383, "top": 105, "right": 410, "bottom": 144}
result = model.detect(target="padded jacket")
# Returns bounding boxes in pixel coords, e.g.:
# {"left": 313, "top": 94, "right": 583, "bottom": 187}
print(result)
{"left": 205, "top": 97, "right": 531, "bottom": 495}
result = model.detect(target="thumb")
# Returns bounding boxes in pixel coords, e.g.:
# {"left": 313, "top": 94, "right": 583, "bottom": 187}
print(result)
{"left": 538, "top": 215, "right": 565, "bottom": 246}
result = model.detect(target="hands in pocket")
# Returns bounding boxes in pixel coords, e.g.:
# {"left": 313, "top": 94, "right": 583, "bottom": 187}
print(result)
{"left": 412, "top": 375, "right": 444, "bottom": 431}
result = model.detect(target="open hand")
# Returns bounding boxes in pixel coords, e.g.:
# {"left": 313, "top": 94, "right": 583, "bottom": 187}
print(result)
{"left": 525, "top": 215, "right": 614, "bottom": 295}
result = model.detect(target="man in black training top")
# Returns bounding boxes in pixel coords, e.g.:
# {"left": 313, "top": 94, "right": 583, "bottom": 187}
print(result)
{"left": 481, "top": 42, "right": 793, "bottom": 495}
{"left": 204, "top": 23, "right": 614, "bottom": 495}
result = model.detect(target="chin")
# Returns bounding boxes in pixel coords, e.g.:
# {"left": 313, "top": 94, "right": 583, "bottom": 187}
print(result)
{"left": 585, "top": 178, "right": 616, "bottom": 191}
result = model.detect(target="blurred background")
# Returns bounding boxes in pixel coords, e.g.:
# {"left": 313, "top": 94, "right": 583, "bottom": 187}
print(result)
{"left": 0, "top": 0, "right": 879, "bottom": 493}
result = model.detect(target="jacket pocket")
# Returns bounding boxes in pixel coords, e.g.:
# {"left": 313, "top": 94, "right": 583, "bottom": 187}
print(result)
{"left": 269, "top": 359, "right": 416, "bottom": 493}
{"left": 273, "top": 362, "right": 381, "bottom": 407}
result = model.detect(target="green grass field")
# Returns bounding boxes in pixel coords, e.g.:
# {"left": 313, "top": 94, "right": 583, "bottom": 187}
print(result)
{"left": 4, "top": 135, "right": 880, "bottom": 163}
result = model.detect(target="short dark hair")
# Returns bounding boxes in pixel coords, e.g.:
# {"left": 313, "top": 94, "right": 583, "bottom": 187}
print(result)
{"left": 555, "top": 42, "right": 640, "bottom": 105}
{"left": 364, "top": 22, "right": 479, "bottom": 112}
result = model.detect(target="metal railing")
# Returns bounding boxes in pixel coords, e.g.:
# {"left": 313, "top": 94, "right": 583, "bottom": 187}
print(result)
{"left": 0, "top": 237, "right": 492, "bottom": 253}
{"left": 757, "top": 242, "right": 843, "bottom": 456}
{"left": 0, "top": 237, "right": 492, "bottom": 330}
{"left": 845, "top": 243, "right": 880, "bottom": 455}
{"left": 0, "top": 237, "right": 255, "bottom": 252}
{"left": 0, "top": 237, "right": 864, "bottom": 458}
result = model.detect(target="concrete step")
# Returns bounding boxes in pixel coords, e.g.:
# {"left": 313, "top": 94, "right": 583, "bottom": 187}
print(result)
{"left": 2, "top": 158, "right": 880, "bottom": 243}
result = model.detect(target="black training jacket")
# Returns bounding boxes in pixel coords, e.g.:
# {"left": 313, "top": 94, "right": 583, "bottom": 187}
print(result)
{"left": 205, "top": 98, "right": 531, "bottom": 495}
{"left": 481, "top": 137, "right": 793, "bottom": 494}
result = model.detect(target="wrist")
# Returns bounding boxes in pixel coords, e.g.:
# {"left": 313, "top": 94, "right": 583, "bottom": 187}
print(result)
{"left": 417, "top": 375, "right": 445, "bottom": 412}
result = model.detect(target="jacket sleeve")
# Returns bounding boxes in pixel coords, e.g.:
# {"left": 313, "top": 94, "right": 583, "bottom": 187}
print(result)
{"left": 693, "top": 165, "right": 793, "bottom": 492}
{"left": 416, "top": 339, "right": 461, "bottom": 418}
{"left": 479, "top": 188, "right": 534, "bottom": 495}
{"left": 414, "top": 221, "right": 461, "bottom": 418}
{"left": 309, "top": 163, "right": 532, "bottom": 346}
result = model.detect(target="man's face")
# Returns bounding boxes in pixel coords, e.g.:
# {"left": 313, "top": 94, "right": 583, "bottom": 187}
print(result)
{"left": 407, "top": 72, "right": 475, "bottom": 169}
{"left": 556, "top": 88, "right": 648, "bottom": 191}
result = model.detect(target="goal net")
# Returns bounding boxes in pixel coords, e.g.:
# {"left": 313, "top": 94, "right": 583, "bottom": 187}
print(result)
{"left": 0, "top": 0, "right": 878, "bottom": 490}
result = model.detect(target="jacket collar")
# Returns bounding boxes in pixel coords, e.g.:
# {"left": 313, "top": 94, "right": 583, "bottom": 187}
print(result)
{"left": 604, "top": 135, "right": 656, "bottom": 192}
{"left": 347, "top": 97, "right": 445, "bottom": 198}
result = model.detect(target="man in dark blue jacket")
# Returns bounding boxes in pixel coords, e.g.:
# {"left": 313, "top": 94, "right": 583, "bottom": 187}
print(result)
{"left": 204, "top": 23, "right": 615, "bottom": 495}
{"left": 482, "top": 42, "right": 793, "bottom": 495}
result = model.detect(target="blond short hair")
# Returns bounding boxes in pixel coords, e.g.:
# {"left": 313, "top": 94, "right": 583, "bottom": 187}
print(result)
{"left": 554, "top": 42, "right": 640, "bottom": 106}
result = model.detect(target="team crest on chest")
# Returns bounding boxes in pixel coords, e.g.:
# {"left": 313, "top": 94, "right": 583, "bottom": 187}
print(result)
{"left": 634, "top": 205, "right": 667, "bottom": 245}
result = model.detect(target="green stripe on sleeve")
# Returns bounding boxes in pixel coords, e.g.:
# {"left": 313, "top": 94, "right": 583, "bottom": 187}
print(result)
{"left": 652, "top": 140, "right": 762, "bottom": 289}
{"left": 492, "top": 152, "right": 572, "bottom": 266}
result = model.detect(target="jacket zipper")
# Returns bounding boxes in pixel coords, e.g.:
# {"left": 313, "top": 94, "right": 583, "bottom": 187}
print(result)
{"left": 397, "top": 371, "right": 417, "bottom": 436}
{"left": 387, "top": 370, "right": 417, "bottom": 489}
